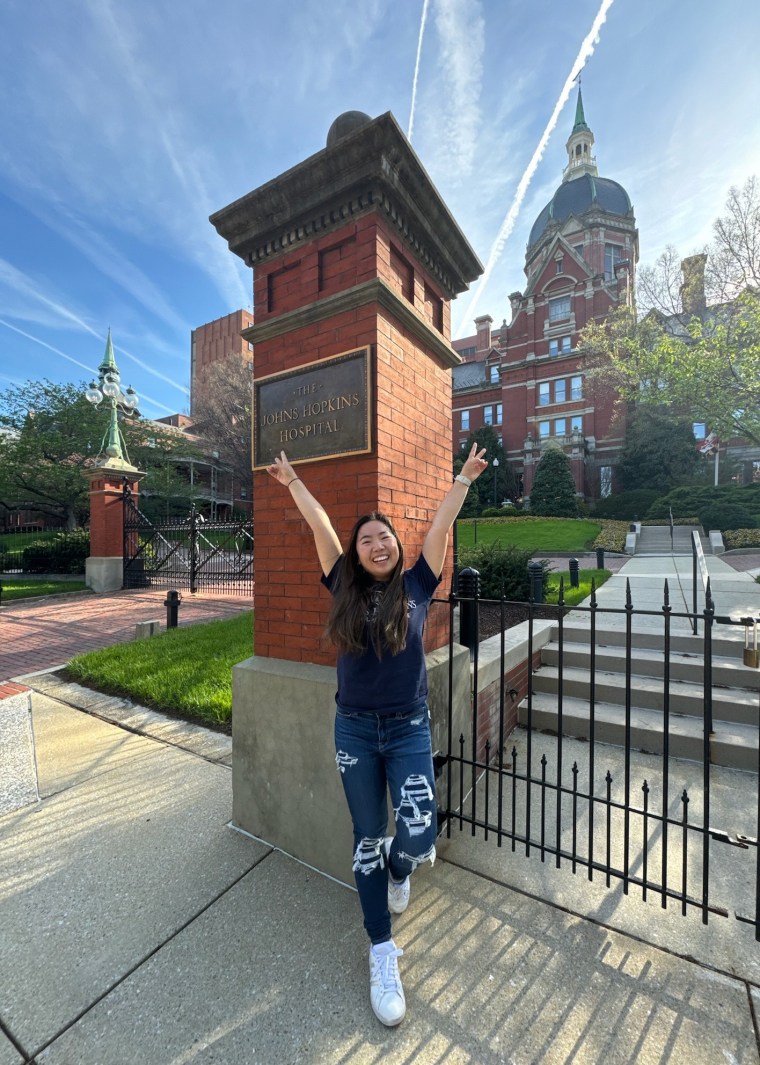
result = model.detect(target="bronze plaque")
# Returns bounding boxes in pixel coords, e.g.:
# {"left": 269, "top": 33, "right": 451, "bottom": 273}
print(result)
{"left": 253, "top": 346, "right": 372, "bottom": 468}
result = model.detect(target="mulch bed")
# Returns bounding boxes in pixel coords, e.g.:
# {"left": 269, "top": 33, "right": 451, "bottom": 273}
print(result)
{"left": 477, "top": 601, "right": 566, "bottom": 641}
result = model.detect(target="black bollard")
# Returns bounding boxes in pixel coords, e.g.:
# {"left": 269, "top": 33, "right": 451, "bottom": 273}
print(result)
{"left": 528, "top": 561, "right": 544, "bottom": 604}
{"left": 458, "top": 566, "right": 480, "bottom": 655}
{"left": 596, "top": 547, "right": 605, "bottom": 569}
{"left": 569, "top": 558, "right": 580, "bottom": 588}
{"left": 164, "top": 588, "right": 182, "bottom": 629}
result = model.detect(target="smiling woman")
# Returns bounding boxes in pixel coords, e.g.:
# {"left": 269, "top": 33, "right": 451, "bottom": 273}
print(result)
{"left": 266, "top": 445, "right": 487, "bottom": 1027}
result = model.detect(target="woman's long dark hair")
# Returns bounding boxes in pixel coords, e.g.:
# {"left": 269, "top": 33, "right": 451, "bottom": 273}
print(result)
{"left": 325, "top": 511, "right": 408, "bottom": 657}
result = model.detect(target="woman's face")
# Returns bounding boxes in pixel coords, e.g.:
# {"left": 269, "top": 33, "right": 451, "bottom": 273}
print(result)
{"left": 355, "top": 520, "right": 400, "bottom": 582}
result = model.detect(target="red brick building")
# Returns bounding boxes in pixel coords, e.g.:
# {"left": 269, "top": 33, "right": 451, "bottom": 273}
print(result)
{"left": 453, "top": 89, "right": 638, "bottom": 502}
{"left": 190, "top": 308, "right": 254, "bottom": 415}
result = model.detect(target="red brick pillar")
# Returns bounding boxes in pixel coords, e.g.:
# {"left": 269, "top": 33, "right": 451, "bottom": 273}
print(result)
{"left": 212, "top": 111, "right": 482, "bottom": 665}
{"left": 85, "top": 464, "right": 142, "bottom": 593}
{"left": 212, "top": 112, "right": 482, "bottom": 877}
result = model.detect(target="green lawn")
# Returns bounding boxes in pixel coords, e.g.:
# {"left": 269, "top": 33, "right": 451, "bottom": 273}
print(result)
{"left": 64, "top": 611, "right": 254, "bottom": 729}
{"left": 1, "top": 578, "right": 89, "bottom": 601}
{"left": 545, "top": 568, "right": 610, "bottom": 606}
{"left": 0, "top": 531, "right": 58, "bottom": 549}
{"left": 457, "top": 517, "right": 602, "bottom": 551}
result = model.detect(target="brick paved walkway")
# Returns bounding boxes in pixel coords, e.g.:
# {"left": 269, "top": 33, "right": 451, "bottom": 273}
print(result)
{"left": 0, "top": 589, "right": 251, "bottom": 682}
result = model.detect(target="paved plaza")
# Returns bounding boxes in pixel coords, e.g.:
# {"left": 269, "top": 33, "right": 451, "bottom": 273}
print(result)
{"left": 1, "top": 559, "right": 760, "bottom": 1063}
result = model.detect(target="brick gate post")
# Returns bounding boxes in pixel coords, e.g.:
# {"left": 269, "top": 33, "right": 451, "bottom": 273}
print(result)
{"left": 85, "top": 464, "right": 143, "bottom": 593}
{"left": 211, "top": 111, "right": 481, "bottom": 880}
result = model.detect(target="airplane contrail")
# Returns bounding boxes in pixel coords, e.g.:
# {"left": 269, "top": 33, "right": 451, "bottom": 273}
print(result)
{"left": 407, "top": 0, "right": 430, "bottom": 142}
{"left": 454, "top": 0, "right": 616, "bottom": 335}
{"left": 0, "top": 319, "right": 178, "bottom": 414}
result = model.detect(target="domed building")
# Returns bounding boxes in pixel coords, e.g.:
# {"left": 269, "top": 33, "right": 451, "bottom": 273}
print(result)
{"left": 452, "top": 88, "right": 639, "bottom": 501}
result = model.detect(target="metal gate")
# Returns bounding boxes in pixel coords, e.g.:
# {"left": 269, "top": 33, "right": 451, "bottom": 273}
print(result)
{"left": 123, "top": 483, "right": 253, "bottom": 595}
{"left": 439, "top": 580, "right": 760, "bottom": 939}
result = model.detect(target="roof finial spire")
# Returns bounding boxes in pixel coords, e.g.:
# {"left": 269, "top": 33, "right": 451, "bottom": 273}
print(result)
{"left": 563, "top": 82, "right": 596, "bottom": 182}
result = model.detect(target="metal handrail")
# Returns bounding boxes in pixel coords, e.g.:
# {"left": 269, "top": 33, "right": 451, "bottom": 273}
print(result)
{"left": 691, "top": 529, "right": 711, "bottom": 636}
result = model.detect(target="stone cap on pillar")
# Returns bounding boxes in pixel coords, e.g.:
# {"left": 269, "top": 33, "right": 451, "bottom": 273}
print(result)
{"left": 85, "top": 459, "right": 145, "bottom": 486}
{"left": 210, "top": 111, "right": 483, "bottom": 301}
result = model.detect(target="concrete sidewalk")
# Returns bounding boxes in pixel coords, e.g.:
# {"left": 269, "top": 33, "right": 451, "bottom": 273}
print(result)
{"left": 2, "top": 688, "right": 759, "bottom": 1065}
{"left": 2, "top": 559, "right": 760, "bottom": 1063}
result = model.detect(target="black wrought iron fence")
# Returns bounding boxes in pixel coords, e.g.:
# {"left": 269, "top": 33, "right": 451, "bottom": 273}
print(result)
{"left": 0, "top": 530, "right": 89, "bottom": 574}
{"left": 123, "top": 485, "right": 253, "bottom": 596}
{"left": 439, "top": 579, "right": 760, "bottom": 939}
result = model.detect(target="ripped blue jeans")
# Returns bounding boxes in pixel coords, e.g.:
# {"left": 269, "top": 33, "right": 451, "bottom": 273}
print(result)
{"left": 334, "top": 704, "right": 437, "bottom": 945}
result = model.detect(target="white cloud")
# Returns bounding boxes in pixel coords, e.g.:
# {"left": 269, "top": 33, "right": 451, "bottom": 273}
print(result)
{"left": 430, "top": 0, "right": 485, "bottom": 178}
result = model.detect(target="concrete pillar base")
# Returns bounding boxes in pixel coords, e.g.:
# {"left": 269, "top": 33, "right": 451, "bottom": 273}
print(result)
{"left": 231, "top": 644, "right": 471, "bottom": 885}
{"left": 85, "top": 556, "right": 123, "bottom": 593}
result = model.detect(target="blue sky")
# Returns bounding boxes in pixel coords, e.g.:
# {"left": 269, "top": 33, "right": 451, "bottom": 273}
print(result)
{"left": 1, "top": 0, "right": 759, "bottom": 419}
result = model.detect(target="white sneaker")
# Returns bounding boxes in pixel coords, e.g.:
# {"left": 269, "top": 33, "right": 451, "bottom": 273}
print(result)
{"left": 369, "top": 940, "right": 406, "bottom": 1026}
{"left": 384, "top": 837, "right": 411, "bottom": 914}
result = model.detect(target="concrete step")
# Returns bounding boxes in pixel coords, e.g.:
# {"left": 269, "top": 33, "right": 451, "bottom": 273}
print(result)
{"left": 530, "top": 663, "right": 758, "bottom": 726}
{"left": 634, "top": 526, "right": 708, "bottom": 557}
{"left": 517, "top": 692, "right": 757, "bottom": 771}
{"left": 559, "top": 621, "right": 747, "bottom": 660}
{"left": 541, "top": 641, "right": 760, "bottom": 692}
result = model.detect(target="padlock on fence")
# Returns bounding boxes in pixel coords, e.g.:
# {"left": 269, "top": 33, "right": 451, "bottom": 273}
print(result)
{"left": 744, "top": 621, "right": 759, "bottom": 669}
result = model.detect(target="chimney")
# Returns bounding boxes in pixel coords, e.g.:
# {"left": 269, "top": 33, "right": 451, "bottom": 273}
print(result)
{"left": 680, "top": 254, "right": 707, "bottom": 317}
{"left": 475, "top": 314, "right": 493, "bottom": 352}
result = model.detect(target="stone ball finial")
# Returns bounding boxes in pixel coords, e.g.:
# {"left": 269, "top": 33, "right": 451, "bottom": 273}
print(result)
{"left": 326, "top": 111, "right": 372, "bottom": 148}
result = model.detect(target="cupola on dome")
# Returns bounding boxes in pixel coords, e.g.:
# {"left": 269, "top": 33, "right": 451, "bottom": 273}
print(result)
{"left": 528, "top": 173, "right": 632, "bottom": 249}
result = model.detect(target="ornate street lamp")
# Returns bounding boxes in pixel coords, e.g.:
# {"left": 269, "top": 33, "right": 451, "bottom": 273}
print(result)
{"left": 85, "top": 329, "right": 140, "bottom": 467}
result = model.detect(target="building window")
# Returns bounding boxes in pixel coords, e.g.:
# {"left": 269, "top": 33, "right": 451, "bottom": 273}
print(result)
{"left": 461, "top": 410, "right": 470, "bottom": 432}
{"left": 490, "top": 365, "right": 500, "bottom": 383}
{"left": 574, "top": 244, "right": 584, "bottom": 259}
{"left": 600, "top": 466, "right": 613, "bottom": 498}
{"left": 604, "top": 243, "right": 624, "bottom": 280}
{"left": 538, "top": 382, "right": 550, "bottom": 406}
{"left": 555, "top": 379, "right": 566, "bottom": 403}
{"left": 484, "top": 406, "right": 493, "bottom": 426}
{"left": 539, "top": 421, "right": 550, "bottom": 439}
{"left": 549, "top": 336, "right": 571, "bottom": 357}
{"left": 555, "top": 418, "right": 566, "bottom": 437}
{"left": 459, "top": 345, "right": 476, "bottom": 358}
{"left": 571, "top": 415, "right": 583, "bottom": 432}
{"left": 496, "top": 403, "right": 503, "bottom": 425}
{"left": 549, "top": 295, "right": 571, "bottom": 321}
{"left": 571, "top": 375, "right": 583, "bottom": 401}
{"left": 556, "top": 257, "right": 564, "bottom": 274}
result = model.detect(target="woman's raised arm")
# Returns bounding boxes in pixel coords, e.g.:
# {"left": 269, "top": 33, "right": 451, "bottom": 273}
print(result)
{"left": 421, "top": 443, "right": 488, "bottom": 578}
{"left": 266, "top": 451, "right": 343, "bottom": 576}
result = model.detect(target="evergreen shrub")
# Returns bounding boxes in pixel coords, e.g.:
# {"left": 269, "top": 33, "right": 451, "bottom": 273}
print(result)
{"left": 458, "top": 542, "right": 547, "bottom": 600}
{"left": 698, "top": 504, "right": 756, "bottom": 533}
{"left": 591, "top": 489, "right": 659, "bottom": 521}
{"left": 21, "top": 532, "right": 90, "bottom": 574}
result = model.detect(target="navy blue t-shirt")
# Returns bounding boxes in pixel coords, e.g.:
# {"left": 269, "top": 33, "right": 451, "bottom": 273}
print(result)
{"left": 321, "top": 554, "right": 441, "bottom": 715}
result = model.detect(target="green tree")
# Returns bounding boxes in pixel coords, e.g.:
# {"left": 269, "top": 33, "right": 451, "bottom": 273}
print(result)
{"left": 0, "top": 381, "right": 100, "bottom": 528}
{"left": 454, "top": 425, "right": 517, "bottom": 515}
{"left": 581, "top": 177, "right": 760, "bottom": 448}
{"left": 582, "top": 293, "right": 760, "bottom": 448}
{"left": 617, "top": 407, "right": 702, "bottom": 492}
{"left": 529, "top": 445, "right": 578, "bottom": 516}
{"left": 0, "top": 379, "right": 202, "bottom": 529}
